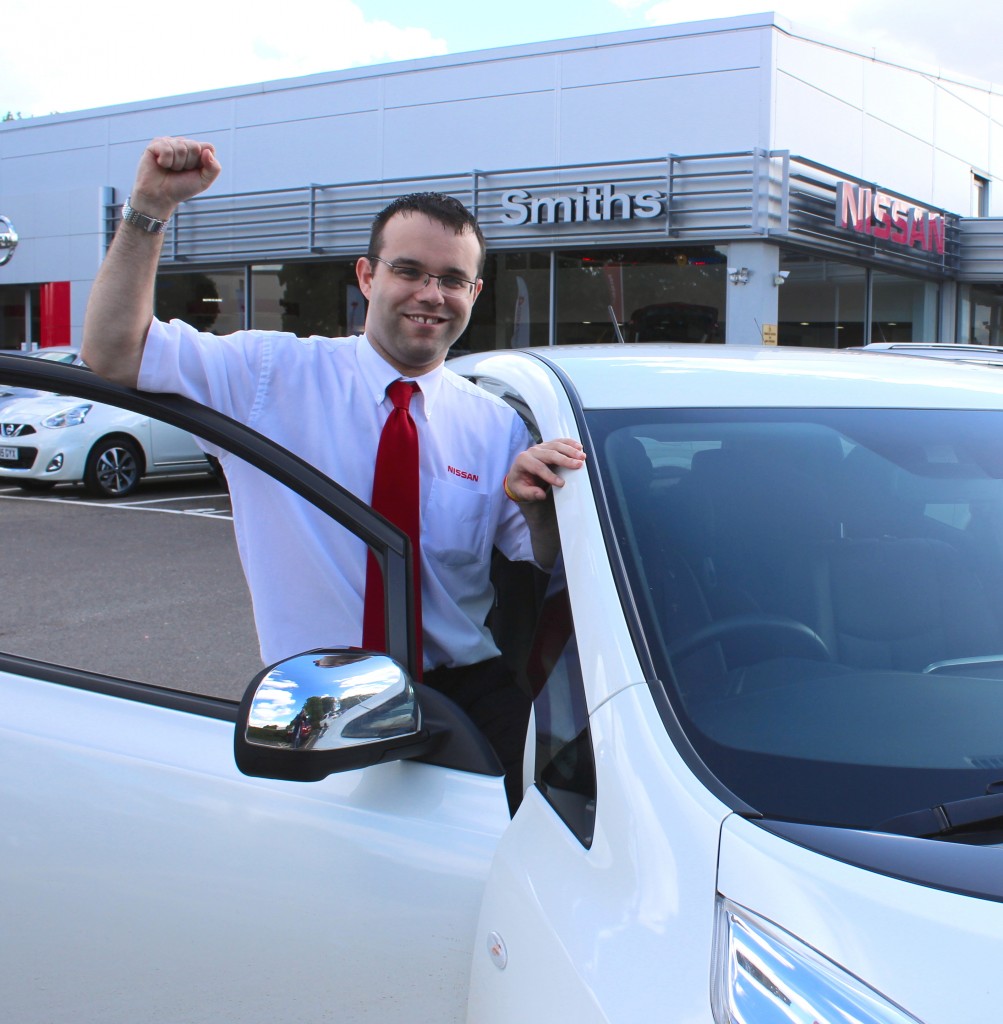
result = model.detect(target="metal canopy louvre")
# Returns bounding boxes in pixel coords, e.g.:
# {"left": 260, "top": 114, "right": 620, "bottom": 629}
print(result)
{"left": 101, "top": 149, "right": 962, "bottom": 277}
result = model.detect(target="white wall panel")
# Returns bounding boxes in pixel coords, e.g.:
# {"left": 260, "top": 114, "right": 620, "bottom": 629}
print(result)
{"left": 864, "top": 62, "right": 936, "bottom": 143}
{"left": 990, "top": 122, "right": 1003, "bottom": 213}
{"left": 935, "top": 88, "right": 992, "bottom": 171}
{"left": 775, "top": 33, "right": 865, "bottom": 111}
{"left": 860, "top": 119, "right": 935, "bottom": 200}
{"left": 234, "top": 80, "right": 377, "bottom": 129}
{"left": 382, "top": 93, "right": 559, "bottom": 178}
{"left": 559, "top": 69, "right": 765, "bottom": 165}
{"left": 559, "top": 29, "right": 763, "bottom": 88}
{"left": 232, "top": 113, "right": 383, "bottom": 191}
{"left": 934, "top": 147, "right": 982, "bottom": 215}
{"left": 1, "top": 147, "right": 107, "bottom": 195}
{"left": 383, "top": 55, "right": 558, "bottom": 109}
{"left": 774, "top": 73, "right": 863, "bottom": 170}
{"left": 107, "top": 100, "right": 236, "bottom": 145}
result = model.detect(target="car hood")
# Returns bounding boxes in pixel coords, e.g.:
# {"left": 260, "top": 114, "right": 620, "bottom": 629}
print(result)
{"left": 0, "top": 393, "right": 89, "bottom": 422}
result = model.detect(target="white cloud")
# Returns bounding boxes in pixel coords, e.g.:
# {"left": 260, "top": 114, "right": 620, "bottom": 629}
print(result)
{"left": 2, "top": 0, "right": 447, "bottom": 117}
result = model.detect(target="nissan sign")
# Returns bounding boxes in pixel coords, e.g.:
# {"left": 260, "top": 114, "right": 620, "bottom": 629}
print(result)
{"left": 0, "top": 216, "right": 17, "bottom": 266}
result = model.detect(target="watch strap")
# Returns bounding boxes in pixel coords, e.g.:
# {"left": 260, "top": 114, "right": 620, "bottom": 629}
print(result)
{"left": 121, "top": 197, "right": 169, "bottom": 235}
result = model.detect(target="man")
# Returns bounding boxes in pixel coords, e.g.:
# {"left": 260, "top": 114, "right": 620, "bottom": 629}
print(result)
{"left": 82, "top": 137, "right": 584, "bottom": 799}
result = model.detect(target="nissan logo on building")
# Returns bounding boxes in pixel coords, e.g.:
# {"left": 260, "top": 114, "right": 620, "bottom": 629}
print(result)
{"left": 0, "top": 216, "right": 18, "bottom": 266}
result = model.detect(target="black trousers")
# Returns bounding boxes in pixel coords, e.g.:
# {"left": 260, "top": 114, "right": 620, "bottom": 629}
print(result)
{"left": 424, "top": 657, "right": 531, "bottom": 814}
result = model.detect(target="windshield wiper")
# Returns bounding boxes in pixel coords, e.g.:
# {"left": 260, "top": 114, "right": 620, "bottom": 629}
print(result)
{"left": 877, "top": 790, "right": 1003, "bottom": 839}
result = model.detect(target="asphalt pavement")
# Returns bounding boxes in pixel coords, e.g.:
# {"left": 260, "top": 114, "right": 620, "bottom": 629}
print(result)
{"left": 0, "top": 475, "right": 263, "bottom": 700}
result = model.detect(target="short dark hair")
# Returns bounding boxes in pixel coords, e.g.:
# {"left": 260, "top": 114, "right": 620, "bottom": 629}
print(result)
{"left": 368, "top": 192, "right": 486, "bottom": 275}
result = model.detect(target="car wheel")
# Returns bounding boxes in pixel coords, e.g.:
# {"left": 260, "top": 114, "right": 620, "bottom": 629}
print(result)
{"left": 84, "top": 438, "right": 142, "bottom": 498}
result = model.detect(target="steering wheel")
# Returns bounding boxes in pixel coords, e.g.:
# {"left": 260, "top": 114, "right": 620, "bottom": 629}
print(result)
{"left": 668, "top": 613, "right": 832, "bottom": 665}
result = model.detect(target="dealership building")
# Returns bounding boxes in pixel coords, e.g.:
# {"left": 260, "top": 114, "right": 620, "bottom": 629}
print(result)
{"left": 2, "top": 12, "right": 1003, "bottom": 352}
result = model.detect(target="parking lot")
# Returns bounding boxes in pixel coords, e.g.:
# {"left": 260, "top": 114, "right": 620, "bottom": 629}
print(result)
{"left": 0, "top": 474, "right": 263, "bottom": 700}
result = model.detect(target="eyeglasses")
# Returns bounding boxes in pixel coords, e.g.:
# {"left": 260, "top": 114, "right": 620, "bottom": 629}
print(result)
{"left": 368, "top": 255, "right": 478, "bottom": 296}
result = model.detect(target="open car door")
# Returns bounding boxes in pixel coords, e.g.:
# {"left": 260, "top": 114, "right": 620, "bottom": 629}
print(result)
{"left": 0, "top": 353, "right": 511, "bottom": 1024}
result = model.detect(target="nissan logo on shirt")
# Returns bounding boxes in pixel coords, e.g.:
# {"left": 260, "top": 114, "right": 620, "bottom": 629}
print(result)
{"left": 0, "top": 216, "right": 18, "bottom": 266}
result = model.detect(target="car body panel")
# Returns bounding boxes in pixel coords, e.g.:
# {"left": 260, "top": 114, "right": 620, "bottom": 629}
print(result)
{"left": 718, "top": 813, "right": 1003, "bottom": 1024}
{"left": 0, "top": 671, "right": 509, "bottom": 1024}
{"left": 454, "top": 343, "right": 1003, "bottom": 411}
{"left": 450, "top": 350, "right": 648, "bottom": 712}
{"left": 468, "top": 681, "right": 728, "bottom": 1024}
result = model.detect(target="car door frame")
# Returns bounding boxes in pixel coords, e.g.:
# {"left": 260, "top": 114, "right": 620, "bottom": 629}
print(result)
{"left": 0, "top": 353, "right": 513, "bottom": 1024}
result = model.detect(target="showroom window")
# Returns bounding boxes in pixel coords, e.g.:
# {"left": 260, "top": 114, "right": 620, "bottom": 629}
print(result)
{"left": 777, "top": 253, "right": 941, "bottom": 347}
{"left": 962, "top": 284, "right": 1003, "bottom": 345}
{"left": 776, "top": 254, "right": 866, "bottom": 347}
{"left": 250, "top": 261, "right": 364, "bottom": 337}
{"left": 870, "top": 269, "right": 940, "bottom": 343}
{"left": 156, "top": 270, "right": 246, "bottom": 334}
{"left": 554, "top": 247, "right": 726, "bottom": 345}
{"left": 450, "top": 252, "right": 552, "bottom": 358}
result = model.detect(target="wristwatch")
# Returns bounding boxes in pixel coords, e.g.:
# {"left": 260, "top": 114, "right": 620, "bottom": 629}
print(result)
{"left": 121, "top": 197, "right": 169, "bottom": 235}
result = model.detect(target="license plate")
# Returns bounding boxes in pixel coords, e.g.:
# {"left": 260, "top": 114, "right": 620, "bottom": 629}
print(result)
{"left": 0, "top": 446, "right": 19, "bottom": 461}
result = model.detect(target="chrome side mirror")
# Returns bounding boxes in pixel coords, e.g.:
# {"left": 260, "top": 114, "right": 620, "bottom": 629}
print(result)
{"left": 235, "top": 649, "right": 429, "bottom": 781}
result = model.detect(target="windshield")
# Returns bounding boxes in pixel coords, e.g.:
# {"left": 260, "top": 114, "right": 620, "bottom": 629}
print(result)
{"left": 592, "top": 407, "right": 1003, "bottom": 830}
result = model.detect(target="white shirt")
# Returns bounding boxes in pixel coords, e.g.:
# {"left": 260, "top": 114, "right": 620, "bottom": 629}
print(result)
{"left": 139, "top": 318, "right": 535, "bottom": 668}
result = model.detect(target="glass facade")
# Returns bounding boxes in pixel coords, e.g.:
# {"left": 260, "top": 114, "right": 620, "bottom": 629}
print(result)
{"left": 152, "top": 244, "right": 952, "bottom": 351}
{"left": 250, "top": 262, "right": 365, "bottom": 338}
{"left": 871, "top": 269, "right": 940, "bottom": 344}
{"left": 458, "top": 251, "right": 552, "bottom": 356}
{"left": 961, "top": 284, "right": 1003, "bottom": 345}
{"left": 155, "top": 270, "right": 246, "bottom": 335}
{"left": 777, "top": 252, "right": 942, "bottom": 347}
{"left": 555, "top": 247, "right": 725, "bottom": 345}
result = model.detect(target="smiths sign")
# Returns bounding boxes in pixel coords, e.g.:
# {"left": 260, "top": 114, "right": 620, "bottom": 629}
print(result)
{"left": 500, "top": 184, "right": 663, "bottom": 225}
{"left": 0, "top": 216, "right": 17, "bottom": 266}
{"left": 836, "top": 182, "right": 946, "bottom": 255}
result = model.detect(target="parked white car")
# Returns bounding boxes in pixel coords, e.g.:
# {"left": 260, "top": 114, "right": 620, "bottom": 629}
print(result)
{"left": 4, "top": 344, "right": 1003, "bottom": 1023}
{"left": 0, "top": 389, "right": 213, "bottom": 497}
{"left": 0, "top": 345, "right": 84, "bottom": 412}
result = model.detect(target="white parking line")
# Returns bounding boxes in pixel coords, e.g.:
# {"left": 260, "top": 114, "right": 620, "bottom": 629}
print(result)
{"left": 117, "top": 493, "right": 224, "bottom": 506}
{"left": 0, "top": 490, "right": 233, "bottom": 520}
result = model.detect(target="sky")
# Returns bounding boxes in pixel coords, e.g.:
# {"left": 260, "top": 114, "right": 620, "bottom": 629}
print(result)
{"left": 3, "top": 0, "right": 1002, "bottom": 120}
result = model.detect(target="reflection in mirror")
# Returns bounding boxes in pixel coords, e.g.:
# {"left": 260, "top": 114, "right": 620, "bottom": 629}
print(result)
{"left": 243, "top": 650, "right": 420, "bottom": 752}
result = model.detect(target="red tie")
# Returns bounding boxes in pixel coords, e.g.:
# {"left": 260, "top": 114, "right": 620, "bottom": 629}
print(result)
{"left": 362, "top": 380, "right": 422, "bottom": 678}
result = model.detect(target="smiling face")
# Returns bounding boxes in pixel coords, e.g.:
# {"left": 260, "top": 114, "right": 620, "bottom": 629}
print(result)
{"left": 356, "top": 212, "right": 483, "bottom": 376}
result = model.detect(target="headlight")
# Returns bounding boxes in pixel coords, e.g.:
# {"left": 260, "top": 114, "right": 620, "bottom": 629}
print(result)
{"left": 41, "top": 404, "right": 92, "bottom": 428}
{"left": 711, "top": 897, "right": 923, "bottom": 1023}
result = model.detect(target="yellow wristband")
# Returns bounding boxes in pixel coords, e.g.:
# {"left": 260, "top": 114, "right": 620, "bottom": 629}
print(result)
{"left": 503, "top": 474, "right": 526, "bottom": 503}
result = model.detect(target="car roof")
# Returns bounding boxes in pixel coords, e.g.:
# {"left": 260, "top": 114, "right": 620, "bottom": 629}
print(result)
{"left": 860, "top": 342, "right": 1003, "bottom": 363}
{"left": 449, "top": 343, "right": 1003, "bottom": 411}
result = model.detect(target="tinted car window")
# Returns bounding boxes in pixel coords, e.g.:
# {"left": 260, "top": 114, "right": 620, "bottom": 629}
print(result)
{"left": 592, "top": 408, "right": 1003, "bottom": 829}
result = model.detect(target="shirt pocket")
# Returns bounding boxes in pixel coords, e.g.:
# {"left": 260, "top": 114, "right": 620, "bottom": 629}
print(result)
{"left": 424, "top": 477, "right": 491, "bottom": 566}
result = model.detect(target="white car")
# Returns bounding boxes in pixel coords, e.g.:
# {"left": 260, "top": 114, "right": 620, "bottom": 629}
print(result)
{"left": 0, "top": 390, "right": 214, "bottom": 497}
{"left": 0, "top": 345, "right": 85, "bottom": 412}
{"left": 4, "top": 345, "right": 1003, "bottom": 1023}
